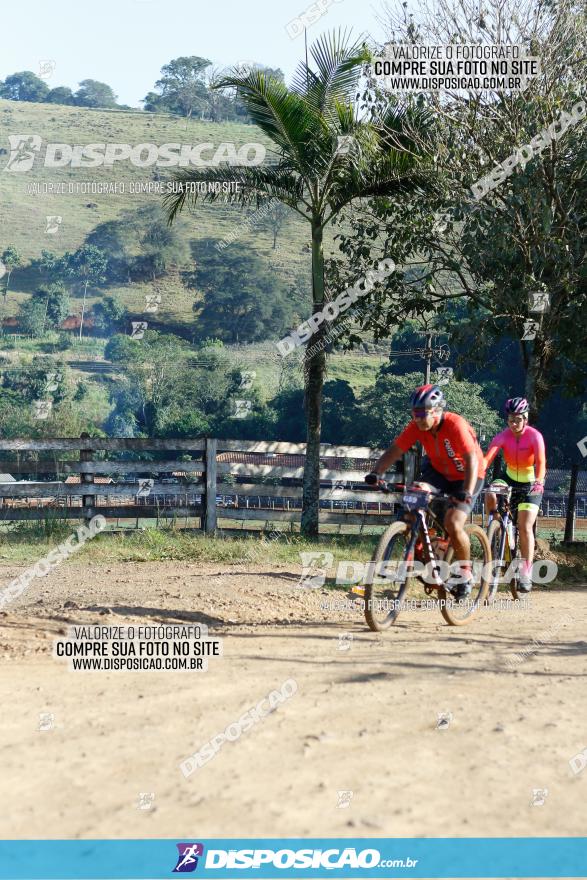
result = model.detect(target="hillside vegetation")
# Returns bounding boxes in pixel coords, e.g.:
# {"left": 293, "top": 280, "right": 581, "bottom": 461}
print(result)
{"left": 0, "top": 98, "right": 320, "bottom": 328}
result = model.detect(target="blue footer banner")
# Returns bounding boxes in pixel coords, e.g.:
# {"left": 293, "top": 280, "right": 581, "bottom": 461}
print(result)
{"left": 0, "top": 838, "right": 586, "bottom": 879}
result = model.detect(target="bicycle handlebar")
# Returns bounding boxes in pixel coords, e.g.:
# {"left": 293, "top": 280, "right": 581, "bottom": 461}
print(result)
{"left": 359, "top": 480, "right": 454, "bottom": 501}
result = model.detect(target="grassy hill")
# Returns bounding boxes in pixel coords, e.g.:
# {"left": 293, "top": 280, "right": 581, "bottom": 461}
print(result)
{"left": 0, "top": 99, "right": 392, "bottom": 430}
{"left": 0, "top": 98, "right": 326, "bottom": 328}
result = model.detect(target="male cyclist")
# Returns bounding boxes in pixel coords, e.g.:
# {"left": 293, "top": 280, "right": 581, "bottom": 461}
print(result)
{"left": 365, "top": 384, "right": 486, "bottom": 600}
{"left": 484, "top": 397, "right": 546, "bottom": 593}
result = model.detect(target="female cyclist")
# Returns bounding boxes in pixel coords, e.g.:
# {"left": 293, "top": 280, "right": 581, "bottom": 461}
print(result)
{"left": 484, "top": 397, "right": 546, "bottom": 593}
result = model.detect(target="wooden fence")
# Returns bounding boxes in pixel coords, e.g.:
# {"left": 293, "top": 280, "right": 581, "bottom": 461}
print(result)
{"left": 0, "top": 436, "right": 417, "bottom": 534}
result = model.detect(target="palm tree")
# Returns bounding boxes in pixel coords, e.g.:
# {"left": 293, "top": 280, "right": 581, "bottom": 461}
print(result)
{"left": 164, "top": 29, "right": 434, "bottom": 536}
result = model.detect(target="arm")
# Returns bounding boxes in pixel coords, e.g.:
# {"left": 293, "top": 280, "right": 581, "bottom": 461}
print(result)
{"left": 368, "top": 423, "right": 417, "bottom": 481}
{"left": 484, "top": 444, "right": 501, "bottom": 471}
{"left": 450, "top": 418, "right": 480, "bottom": 500}
{"left": 534, "top": 432, "right": 546, "bottom": 483}
{"left": 461, "top": 450, "right": 479, "bottom": 496}
{"left": 370, "top": 442, "right": 405, "bottom": 476}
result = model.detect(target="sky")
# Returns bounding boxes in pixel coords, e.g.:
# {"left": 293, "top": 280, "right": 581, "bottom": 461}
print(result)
{"left": 0, "top": 0, "right": 384, "bottom": 107}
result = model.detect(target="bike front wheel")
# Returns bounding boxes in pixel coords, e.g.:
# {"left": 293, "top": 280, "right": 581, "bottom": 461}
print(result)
{"left": 486, "top": 519, "right": 508, "bottom": 603}
{"left": 364, "top": 521, "right": 419, "bottom": 632}
{"left": 439, "top": 524, "right": 491, "bottom": 625}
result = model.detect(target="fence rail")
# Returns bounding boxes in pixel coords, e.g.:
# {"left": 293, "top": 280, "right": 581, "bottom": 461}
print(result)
{"left": 0, "top": 435, "right": 400, "bottom": 533}
{"left": 0, "top": 436, "right": 583, "bottom": 537}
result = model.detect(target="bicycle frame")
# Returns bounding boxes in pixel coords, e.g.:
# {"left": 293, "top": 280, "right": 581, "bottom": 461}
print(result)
{"left": 486, "top": 486, "right": 518, "bottom": 580}
{"left": 400, "top": 490, "right": 450, "bottom": 591}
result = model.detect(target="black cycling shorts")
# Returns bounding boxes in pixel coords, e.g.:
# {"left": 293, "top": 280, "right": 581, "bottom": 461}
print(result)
{"left": 502, "top": 473, "right": 542, "bottom": 512}
{"left": 419, "top": 462, "right": 484, "bottom": 514}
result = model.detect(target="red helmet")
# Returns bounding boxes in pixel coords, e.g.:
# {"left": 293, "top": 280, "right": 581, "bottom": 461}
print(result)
{"left": 505, "top": 397, "right": 529, "bottom": 416}
{"left": 411, "top": 384, "right": 445, "bottom": 410}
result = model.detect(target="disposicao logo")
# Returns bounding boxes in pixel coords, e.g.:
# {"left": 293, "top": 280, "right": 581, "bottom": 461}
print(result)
{"left": 3, "top": 135, "right": 266, "bottom": 172}
{"left": 202, "top": 847, "right": 383, "bottom": 870}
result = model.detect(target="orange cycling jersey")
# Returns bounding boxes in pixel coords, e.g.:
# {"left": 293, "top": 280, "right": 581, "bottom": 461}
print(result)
{"left": 484, "top": 425, "right": 546, "bottom": 483}
{"left": 394, "top": 411, "right": 486, "bottom": 481}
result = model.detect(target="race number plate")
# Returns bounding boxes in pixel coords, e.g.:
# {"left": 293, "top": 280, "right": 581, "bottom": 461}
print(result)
{"left": 488, "top": 483, "right": 511, "bottom": 495}
{"left": 402, "top": 491, "right": 430, "bottom": 510}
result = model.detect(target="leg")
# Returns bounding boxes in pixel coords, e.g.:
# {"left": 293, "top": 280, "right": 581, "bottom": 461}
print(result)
{"left": 485, "top": 491, "right": 497, "bottom": 515}
{"left": 518, "top": 506, "right": 538, "bottom": 571}
{"left": 443, "top": 476, "right": 483, "bottom": 561}
{"left": 444, "top": 507, "right": 473, "bottom": 600}
{"left": 444, "top": 507, "right": 471, "bottom": 561}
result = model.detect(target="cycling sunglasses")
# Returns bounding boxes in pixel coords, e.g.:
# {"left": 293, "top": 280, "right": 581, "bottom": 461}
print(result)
{"left": 412, "top": 408, "right": 432, "bottom": 418}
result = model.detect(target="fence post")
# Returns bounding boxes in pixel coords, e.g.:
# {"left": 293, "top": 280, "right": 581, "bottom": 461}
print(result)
{"left": 404, "top": 451, "right": 416, "bottom": 484}
{"left": 563, "top": 463, "right": 579, "bottom": 544}
{"left": 203, "top": 437, "right": 217, "bottom": 535}
{"left": 79, "top": 432, "right": 94, "bottom": 526}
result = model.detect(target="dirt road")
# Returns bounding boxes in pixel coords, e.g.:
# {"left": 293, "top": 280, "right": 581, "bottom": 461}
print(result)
{"left": 0, "top": 561, "right": 586, "bottom": 839}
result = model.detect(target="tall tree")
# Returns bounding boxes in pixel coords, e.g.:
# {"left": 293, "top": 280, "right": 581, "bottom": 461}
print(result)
{"left": 18, "top": 283, "right": 70, "bottom": 335}
{"left": 192, "top": 240, "right": 295, "bottom": 342}
{"left": 45, "top": 86, "right": 75, "bottom": 105}
{"left": 1, "top": 246, "right": 21, "bottom": 302}
{"left": 0, "top": 71, "right": 49, "bottom": 102}
{"left": 19, "top": 298, "right": 47, "bottom": 337}
{"left": 357, "top": 371, "right": 501, "bottom": 448}
{"left": 92, "top": 295, "right": 126, "bottom": 337}
{"left": 149, "top": 57, "right": 211, "bottom": 121}
{"left": 136, "top": 208, "right": 188, "bottom": 280}
{"left": 259, "top": 199, "right": 292, "bottom": 249}
{"left": 63, "top": 246, "right": 108, "bottom": 339}
{"left": 335, "top": 0, "right": 587, "bottom": 419}
{"left": 39, "top": 282, "right": 70, "bottom": 331}
{"left": 74, "top": 79, "right": 117, "bottom": 108}
{"left": 164, "top": 30, "right": 434, "bottom": 535}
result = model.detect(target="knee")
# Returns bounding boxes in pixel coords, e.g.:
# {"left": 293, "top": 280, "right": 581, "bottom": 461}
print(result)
{"left": 444, "top": 516, "right": 459, "bottom": 537}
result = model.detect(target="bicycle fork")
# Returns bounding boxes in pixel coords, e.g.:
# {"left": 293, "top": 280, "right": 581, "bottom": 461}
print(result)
{"left": 406, "top": 511, "right": 445, "bottom": 591}
{"left": 491, "top": 512, "right": 512, "bottom": 592}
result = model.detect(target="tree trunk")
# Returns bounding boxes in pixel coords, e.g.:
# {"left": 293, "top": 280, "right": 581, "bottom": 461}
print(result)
{"left": 301, "top": 220, "right": 326, "bottom": 537}
{"left": 523, "top": 335, "right": 548, "bottom": 421}
{"left": 79, "top": 280, "right": 89, "bottom": 340}
{"left": 41, "top": 294, "right": 50, "bottom": 335}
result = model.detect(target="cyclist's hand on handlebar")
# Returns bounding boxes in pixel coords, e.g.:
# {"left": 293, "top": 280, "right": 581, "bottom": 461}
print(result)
{"left": 450, "top": 490, "right": 472, "bottom": 505}
{"left": 365, "top": 472, "right": 389, "bottom": 492}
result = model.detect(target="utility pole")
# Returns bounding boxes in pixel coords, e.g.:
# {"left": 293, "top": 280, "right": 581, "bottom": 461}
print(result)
{"left": 389, "top": 331, "right": 449, "bottom": 384}
{"left": 424, "top": 332, "right": 432, "bottom": 383}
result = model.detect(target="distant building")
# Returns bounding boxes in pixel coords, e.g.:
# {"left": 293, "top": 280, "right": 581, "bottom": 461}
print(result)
{"left": 1, "top": 314, "right": 95, "bottom": 332}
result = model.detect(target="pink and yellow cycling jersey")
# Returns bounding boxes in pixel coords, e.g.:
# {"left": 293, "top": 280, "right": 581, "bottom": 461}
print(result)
{"left": 484, "top": 425, "right": 546, "bottom": 483}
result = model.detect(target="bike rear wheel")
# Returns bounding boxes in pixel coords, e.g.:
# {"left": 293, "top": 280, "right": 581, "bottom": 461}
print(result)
{"left": 439, "top": 524, "right": 491, "bottom": 625}
{"left": 486, "top": 519, "right": 508, "bottom": 603}
{"left": 508, "top": 533, "right": 522, "bottom": 601}
{"left": 364, "top": 521, "right": 418, "bottom": 632}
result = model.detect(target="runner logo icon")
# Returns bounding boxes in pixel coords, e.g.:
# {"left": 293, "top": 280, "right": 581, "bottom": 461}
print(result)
{"left": 5, "top": 135, "right": 42, "bottom": 172}
{"left": 173, "top": 843, "right": 204, "bottom": 873}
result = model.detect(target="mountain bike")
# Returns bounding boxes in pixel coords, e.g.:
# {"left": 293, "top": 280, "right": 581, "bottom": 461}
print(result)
{"left": 484, "top": 482, "right": 523, "bottom": 601}
{"left": 363, "top": 481, "right": 491, "bottom": 629}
